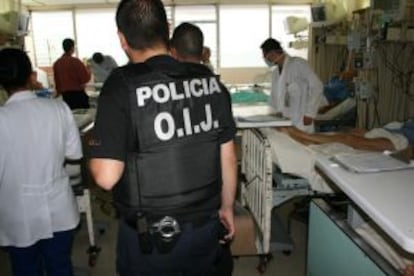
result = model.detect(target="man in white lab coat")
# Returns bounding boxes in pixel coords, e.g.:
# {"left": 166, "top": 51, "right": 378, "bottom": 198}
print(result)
{"left": 261, "top": 38, "right": 326, "bottom": 133}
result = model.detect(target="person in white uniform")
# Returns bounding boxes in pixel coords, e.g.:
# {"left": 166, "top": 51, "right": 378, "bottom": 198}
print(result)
{"left": 260, "top": 38, "right": 327, "bottom": 133}
{"left": 0, "top": 48, "right": 82, "bottom": 276}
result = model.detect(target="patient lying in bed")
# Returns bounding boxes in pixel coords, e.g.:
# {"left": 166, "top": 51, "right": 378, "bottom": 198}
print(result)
{"left": 279, "top": 123, "right": 413, "bottom": 158}
{"left": 262, "top": 121, "right": 413, "bottom": 193}
{"left": 259, "top": 121, "right": 412, "bottom": 194}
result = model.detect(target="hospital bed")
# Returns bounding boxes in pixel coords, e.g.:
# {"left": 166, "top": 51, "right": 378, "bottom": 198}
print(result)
{"left": 66, "top": 108, "right": 100, "bottom": 266}
{"left": 239, "top": 125, "right": 414, "bottom": 274}
{"left": 234, "top": 128, "right": 307, "bottom": 271}
{"left": 238, "top": 128, "right": 330, "bottom": 271}
{"left": 237, "top": 121, "right": 406, "bottom": 269}
{"left": 231, "top": 86, "right": 273, "bottom": 119}
{"left": 230, "top": 86, "right": 357, "bottom": 130}
{"left": 230, "top": 87, "right": 320, "bottom": 270}
{"left": 230, "top": 87, "right": 292, "bottom": 130}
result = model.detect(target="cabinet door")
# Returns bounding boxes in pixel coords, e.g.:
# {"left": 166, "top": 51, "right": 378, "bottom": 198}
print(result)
{"left": 307, "top": 201, "right": 388, "bottom": 276}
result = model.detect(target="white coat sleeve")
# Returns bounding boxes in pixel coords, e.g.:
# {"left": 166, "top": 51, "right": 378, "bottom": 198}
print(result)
{"left": 62, "top": 103, "right": 83, "bottom": 160}
{"left": 299, "top": 61, "right": 324, "bottom": 119}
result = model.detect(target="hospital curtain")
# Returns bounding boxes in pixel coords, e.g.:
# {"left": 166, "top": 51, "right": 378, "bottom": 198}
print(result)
{"left": 367, "top": 42, "right": 414, "bottom": 127}
{"left": 308, "top": 27, "right": 348, "bottom": 83}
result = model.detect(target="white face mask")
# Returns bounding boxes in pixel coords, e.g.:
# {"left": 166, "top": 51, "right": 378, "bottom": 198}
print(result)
{"left": 263, "top": 57, "right": 273, "bottom": 67}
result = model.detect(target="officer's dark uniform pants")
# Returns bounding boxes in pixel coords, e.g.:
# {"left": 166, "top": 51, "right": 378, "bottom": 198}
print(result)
{"left": 62, "top": 90, "right": 90, "bottom": 110}
{"left": 117, "top": 217, "right": 233, "bottom": 276}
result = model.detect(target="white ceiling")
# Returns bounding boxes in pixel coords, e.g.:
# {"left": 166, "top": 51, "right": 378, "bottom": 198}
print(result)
{"left": 22, "top": 0, "right": 311, "bottom": 10}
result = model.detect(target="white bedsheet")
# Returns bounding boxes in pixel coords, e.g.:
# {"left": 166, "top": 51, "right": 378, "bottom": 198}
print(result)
{"left": 232, "top": 103, "right": 274, "bottom": 118}
{"left": 260, "top": 128, "right": 364, "bottom": 193}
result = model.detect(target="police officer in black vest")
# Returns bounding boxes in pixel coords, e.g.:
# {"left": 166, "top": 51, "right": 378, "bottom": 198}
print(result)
{"left": 170, "top": 22, "right": 235, "bottom": 275}
{"left": 88, "top": 0, "right": 237, "bottom": 275}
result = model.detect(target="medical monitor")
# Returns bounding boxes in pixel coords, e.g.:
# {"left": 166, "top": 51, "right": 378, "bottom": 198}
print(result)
{"left": 371, "top": 0, "right": 414, "bottom": 22}
{"left": 0, "top": 11, "right": 30, "bottom": 36}
{"left": 16, "top": 12, "right": 30, "bottom": 36}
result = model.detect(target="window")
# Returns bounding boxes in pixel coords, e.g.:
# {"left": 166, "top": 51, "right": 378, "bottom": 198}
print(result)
{"left": 75, "top": 9, "right": 128, "bottom": 66}
{"left": 219, "top": 5, "right": 269, "bottom": 68}
{"left": 271, "top": 5, "right": 311, "bottom": 59}
{"left": 165, "top": 6, "right": 173, "bottom": 32}
{"left": 173, "top": 5, "right": 217, "bottom": 69}
{"left": 31, "top": 11, "right": 74, "bottom": 66}
{"left": 29, "top": 4, "right": 311, "bottom": 70}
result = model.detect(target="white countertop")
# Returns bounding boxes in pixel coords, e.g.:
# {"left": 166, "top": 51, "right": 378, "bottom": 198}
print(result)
{"left": 316, "top": 155, "right": 414, "bottom": 253}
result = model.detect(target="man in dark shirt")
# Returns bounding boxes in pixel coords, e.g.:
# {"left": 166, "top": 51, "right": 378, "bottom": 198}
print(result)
{"left": 53, "top": 38, "right": 91, "bottom": 109}
{"left": 88, "top": 0, "right": 237, "bottom": 275}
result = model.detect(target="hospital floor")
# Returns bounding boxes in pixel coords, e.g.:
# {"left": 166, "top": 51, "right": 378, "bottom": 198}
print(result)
{"left": 0, "top": 186, "right": 308, "bottom": 276}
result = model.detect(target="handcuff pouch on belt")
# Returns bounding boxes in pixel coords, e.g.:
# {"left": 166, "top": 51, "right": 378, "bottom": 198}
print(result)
{"left": 150, "top": 215, "right": 181, "bottom": 254}
{"left": 135, "top": 213, "right": 181, "bottom": 254}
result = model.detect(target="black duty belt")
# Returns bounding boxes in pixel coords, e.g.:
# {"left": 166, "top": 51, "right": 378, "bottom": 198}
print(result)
{"left": 123, "top": 211, "right": 219, "bottom": 254}
{"left": 125, "top": 211, "right": 217, "bottom": 231}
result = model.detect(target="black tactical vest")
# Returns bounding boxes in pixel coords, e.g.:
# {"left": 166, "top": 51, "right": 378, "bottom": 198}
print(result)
{"left": 114, "top": 61, "right": 229, "bottom": 215}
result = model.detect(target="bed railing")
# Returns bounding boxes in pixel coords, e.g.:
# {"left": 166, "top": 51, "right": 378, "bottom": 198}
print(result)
{"left": 240, "top": 128, "right": 273, "bottom": 254}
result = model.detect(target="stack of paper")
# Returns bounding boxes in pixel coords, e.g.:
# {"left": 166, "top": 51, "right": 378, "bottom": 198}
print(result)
{"left": 332, "top": 152, "right": 413, "bottom": 173}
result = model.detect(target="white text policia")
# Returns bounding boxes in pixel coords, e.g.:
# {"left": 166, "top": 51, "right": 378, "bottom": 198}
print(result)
{"left": 136, "top": 76, "right": 222, "bottom": 106}
{"left": 135, "top": 77, "right": 223, "bottom": 141}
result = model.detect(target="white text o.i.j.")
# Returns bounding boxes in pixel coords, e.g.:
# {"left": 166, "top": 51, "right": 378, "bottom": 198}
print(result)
{"left": 136, "top": 77, "right": 222, "bottom": 141}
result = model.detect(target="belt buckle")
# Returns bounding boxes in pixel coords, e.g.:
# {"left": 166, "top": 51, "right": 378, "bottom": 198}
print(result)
{"left": 151, "top": 216, "right": 181, "bottom": 240}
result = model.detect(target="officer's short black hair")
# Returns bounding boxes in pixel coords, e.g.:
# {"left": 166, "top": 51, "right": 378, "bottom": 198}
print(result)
{"left": 116, "top": 0, "right": 169, "bottom": 50}
{"left": 260, "top": 38, "right": 283, "bottom": 55}
{"left": 92, "top": 52, "right": 104, "bottom": 64}
{"left": 170, "top": 22, "right": 204, "bottom": 60}
{"left": 0, "top": 48, "right": 32, "bottom": 93}
{"left": 62, "top": 38, "right": 75, "bottom": 53}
